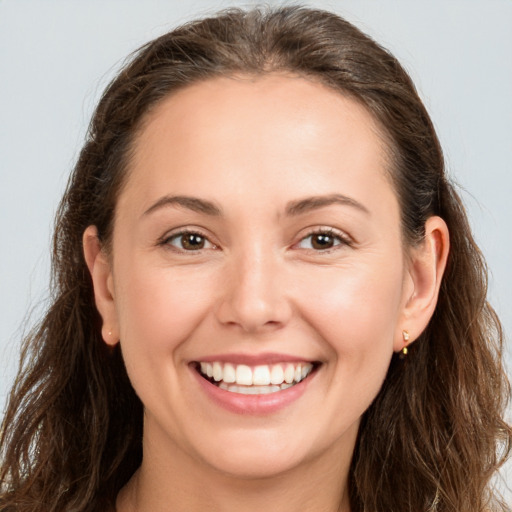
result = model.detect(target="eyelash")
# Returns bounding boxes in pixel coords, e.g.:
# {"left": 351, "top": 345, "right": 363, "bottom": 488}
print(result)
{"left": 159, "top": 227, "right": 352, "bottom": 253}
{"left": 295, "top": 228, "right": 352, "bottom": 252}
{"left": 159, "top": 229, "right": 216, "bottom": 252}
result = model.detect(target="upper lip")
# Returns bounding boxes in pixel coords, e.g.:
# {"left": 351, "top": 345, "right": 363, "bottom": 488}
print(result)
{"left": 191, "top": 352, "right": 317, "bottom": 365}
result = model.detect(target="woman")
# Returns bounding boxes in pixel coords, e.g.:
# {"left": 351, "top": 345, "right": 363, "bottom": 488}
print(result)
{"left": 0, "top": 6, "right": 510, "bottom": 511}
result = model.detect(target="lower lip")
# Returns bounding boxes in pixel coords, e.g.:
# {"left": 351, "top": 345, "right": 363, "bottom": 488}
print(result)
{"left": 191, "top": 366, "right": 315, "bottom": 415}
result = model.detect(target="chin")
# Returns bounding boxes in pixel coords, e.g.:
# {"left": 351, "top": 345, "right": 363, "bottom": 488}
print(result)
{"left": 186, "top": 426, "right": 330, "bottom": 481}
{"left": 204, "top": 448, "right": 307, "bottom": 480}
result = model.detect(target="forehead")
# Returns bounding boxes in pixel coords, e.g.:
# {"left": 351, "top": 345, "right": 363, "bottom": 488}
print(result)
{"left": 121, "top": 74, "right": 395, "bottom": 215}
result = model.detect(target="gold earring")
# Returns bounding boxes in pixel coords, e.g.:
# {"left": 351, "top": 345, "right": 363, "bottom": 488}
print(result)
{"left": 400, "top": 330, "right": 410, "bottom": 358}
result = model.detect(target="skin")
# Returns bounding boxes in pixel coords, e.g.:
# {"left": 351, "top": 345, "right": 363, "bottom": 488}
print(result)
{"left": 84, "top": 74, "right": 449, "bottom": 512}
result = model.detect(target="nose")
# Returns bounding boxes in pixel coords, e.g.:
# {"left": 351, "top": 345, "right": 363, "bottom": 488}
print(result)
{"left": 215, "top": 246, "right": 292, "bottom": 333}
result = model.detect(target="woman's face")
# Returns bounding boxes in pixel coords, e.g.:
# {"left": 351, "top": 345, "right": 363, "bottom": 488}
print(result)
{"left": 100, "top": 75, "right": 416, "bottom": 478}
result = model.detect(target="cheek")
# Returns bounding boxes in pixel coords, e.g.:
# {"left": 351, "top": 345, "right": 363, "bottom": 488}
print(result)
{"left": 113, "top": 262, "right": 218, "bottom": 359}
{"left": 295, "top": 262, "right": 405, "bottom": 432}
{"left": 296, "top": 260, "right": 404, "bottom": 361}
{"left": 111, "top": 261, "right": 222, "bottom": 423}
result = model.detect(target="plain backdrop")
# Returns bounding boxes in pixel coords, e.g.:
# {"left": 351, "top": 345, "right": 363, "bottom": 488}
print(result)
{"left": 1, "top": 0, "right": 511, "bottom": 500}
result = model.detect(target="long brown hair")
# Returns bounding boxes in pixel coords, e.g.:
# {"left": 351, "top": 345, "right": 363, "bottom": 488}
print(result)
{"left": 1, "top": 6, "right": 510, "bottom": 511}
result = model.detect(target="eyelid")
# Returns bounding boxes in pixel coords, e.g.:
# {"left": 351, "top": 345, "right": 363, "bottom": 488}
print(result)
{"left": 158, "top": 227, "right": 218, "bottom": 252}
{"left": 157, "top": 225, "right": 353, "bottom": 253}
{"left": 293, "top": 226, "right": 353, "bottom": 251}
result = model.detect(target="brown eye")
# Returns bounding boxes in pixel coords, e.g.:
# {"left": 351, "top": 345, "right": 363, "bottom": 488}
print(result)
{"left": 166, "top": 232, "right": 213, "bottom": 251}
{"left": 311, "top": 233, "right": 335, "bottom": 250}
{"left": 297, "top": 230, "right": 348, "bottom": 251}
{"left": 181, "top": 233, "right": 205, "bottom": 250}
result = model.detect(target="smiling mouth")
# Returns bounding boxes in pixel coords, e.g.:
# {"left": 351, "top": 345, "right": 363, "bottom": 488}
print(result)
{"left": 194, "top": 361, "right": 317, "bottom": 395}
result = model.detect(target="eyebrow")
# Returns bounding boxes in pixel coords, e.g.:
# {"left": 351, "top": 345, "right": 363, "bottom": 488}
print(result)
{"left": 143, "top": 195, "right": 222, "bottom": 217}
{"left": 142, "top": 193, "right": 369, "bottom": 218}
{"left": 285, "top": 194, "right": 370, "bottom": 216}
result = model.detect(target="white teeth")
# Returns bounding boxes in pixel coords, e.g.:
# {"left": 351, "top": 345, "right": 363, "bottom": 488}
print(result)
{"left": 235, "top": 364, "right": 253, "bottom": 386}
{"left": 253, "top": 365, "right": 271, "bottom": 385}
{"left": 223, "top": 363, "right": 236, "bottom": 383}
{"left": 270, "top": 365, "right": 284, "bottom": 385}
{"left": 294, "top": 364, "right": 302, "bottom": 382}
{"left": 218, "top": 384, "right": 285, "bottom": 395}
{"left": 198, "top": 361, "right": 314, "bottom": 392}
{"left": 284, "top": 363, "right": 295, "bottom": 384}
{"left": 213, "top": 362, "right": 223, "bottom": 382}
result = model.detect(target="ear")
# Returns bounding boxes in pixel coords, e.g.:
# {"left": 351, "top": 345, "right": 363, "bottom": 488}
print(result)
{"left": 83, "top": 225, "right": 119, "bottom": 346}
{"left": 394, "top": 216, "right": 450, "bottom": 352}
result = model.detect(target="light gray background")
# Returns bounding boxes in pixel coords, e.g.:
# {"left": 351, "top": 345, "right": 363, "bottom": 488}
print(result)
{"left": 1, "top": 0, "right": 510, "bottom": 500}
